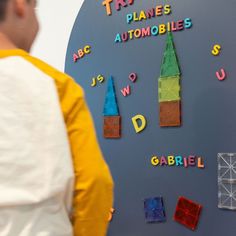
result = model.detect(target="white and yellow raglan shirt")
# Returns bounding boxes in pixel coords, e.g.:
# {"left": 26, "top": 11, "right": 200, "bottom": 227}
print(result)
{"left": 0, "top": 49, "right": 114, "bottom": 236}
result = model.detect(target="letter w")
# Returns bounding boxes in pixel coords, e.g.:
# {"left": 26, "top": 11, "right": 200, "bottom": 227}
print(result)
{"left": 121, "top": 85, "right": 131, "bottom": 97}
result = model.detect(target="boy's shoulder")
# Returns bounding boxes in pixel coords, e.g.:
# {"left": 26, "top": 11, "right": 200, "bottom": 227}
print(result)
{"left": 21, "top": 51, "right": 84, "bottom": 97}
{"left": 23, "top": 53, "right": 73, "bottom": 83}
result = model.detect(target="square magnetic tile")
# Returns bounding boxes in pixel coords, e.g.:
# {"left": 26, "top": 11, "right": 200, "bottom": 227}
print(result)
{"left": 144, "top": 197, "right": 166, "bottom": 223}
{"left": 104, "top": 116, "right": 121, "bottom": 138}
{"left": 174, "top": 196, "right": 202, "bottom": 231}
{"left": 159, "top": 101, "right": 181, "bottom": 127}
{"left": 158, "top": 76, "right": 180, "bottom": 102}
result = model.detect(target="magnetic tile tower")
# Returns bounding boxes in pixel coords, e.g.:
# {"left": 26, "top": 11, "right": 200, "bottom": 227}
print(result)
{"left": 103, "top": 76, "right": 121, "bottom": 138}
{"left": 218, "top": 153, "right": 236, "bottom": 210}
{"left": 158, "top": 32, "right": 181, "bottom": 127}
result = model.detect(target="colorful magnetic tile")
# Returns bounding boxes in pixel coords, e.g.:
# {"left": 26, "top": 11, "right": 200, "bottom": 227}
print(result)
{"left": 160, "top": 32, "right": 181, "bottom": 78}
{"left": 103, "top": 76, "right": 119, "bottom": 116}
{"left": 218, "top": 181, "right": 236, "bottom": 210}
{"left": 218, "top": 153, "right": 236, "bottom": 210}
{"left": 158, "top": 76, "right": 180, "bottom": 102}
{"left": 144, "top": 197, "right": 166, "bottom": 223}
{"left": 218, "top": 153, "right": 236, "bottom": 182}
{"left": 164, "top": 31, "right": 175, "bottom": 52}
{"left": 103, "top": 116, "right": 121, "bottom": 138}
{"left": 159, "top": 101, "right": 181, "bottom": 127}
{"left": 174, "top": 196, "right": 202, "bottom": 231}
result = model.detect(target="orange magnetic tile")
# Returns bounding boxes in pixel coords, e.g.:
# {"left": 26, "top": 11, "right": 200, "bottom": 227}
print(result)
{"left": 104, "top": 116, "right": 121, "bottom": 138}
{"left": 159, "top": 101, "right": 181, "bottom": 127}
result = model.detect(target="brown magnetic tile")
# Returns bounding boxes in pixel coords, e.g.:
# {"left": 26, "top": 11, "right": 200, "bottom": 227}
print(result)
{"left": 159, "top": 101, "right": 181, "bottom": 127}
{"left": 104, "top": 116, "right": 121, "bottom": 138}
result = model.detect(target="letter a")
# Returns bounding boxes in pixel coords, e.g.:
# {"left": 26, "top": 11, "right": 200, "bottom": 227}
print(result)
{"left": 132, "top": 114, "right": 147, "bottom": 133}
{"left": 115, "top": 33, "right": 122, "bottom": 43}
{"left": 73, "top": 53, "right": 79, "bottom": 62}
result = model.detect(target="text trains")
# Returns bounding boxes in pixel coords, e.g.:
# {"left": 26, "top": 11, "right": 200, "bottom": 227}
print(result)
{"left": 115, "top": 18, "right": 192, "bottom": 43}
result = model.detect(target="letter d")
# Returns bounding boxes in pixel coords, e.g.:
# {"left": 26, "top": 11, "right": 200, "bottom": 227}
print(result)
{"left": 132, "top": 114, "right": 147, "bottom": 133}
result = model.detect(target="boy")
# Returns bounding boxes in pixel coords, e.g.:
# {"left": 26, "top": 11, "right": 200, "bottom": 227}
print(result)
{"left": 0, "top": 0, "right": 113, "bottom": 235}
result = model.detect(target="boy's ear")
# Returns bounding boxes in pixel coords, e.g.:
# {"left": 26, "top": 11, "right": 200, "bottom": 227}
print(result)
{"left": 13, "top": 0, "right": 26, "bottom": 18}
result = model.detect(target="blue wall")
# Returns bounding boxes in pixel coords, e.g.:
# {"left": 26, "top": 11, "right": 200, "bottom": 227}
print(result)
{"left": 65, "top": 0, "right": 236, "bottom": 235}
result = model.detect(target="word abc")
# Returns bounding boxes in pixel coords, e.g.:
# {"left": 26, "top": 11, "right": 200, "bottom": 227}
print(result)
{"left": 73, "top": 45, "right": 91, "bottom": 62}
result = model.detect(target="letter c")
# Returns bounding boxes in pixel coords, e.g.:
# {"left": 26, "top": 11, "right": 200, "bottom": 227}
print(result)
{"left": 84, "top": 45, "right": 91, "bottom": 54}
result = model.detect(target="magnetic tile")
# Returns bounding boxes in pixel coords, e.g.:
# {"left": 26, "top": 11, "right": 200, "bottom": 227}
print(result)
{"left": 160, "top": 32, "right": 181, "bottom": 78}
{"left": 174, "top": 196, "right": 202, "bottom": 231}
{"left": 144, "top": 197, "right": 166, "bottom": 223}
{"left": 159, "top": 101, "right": 181, "bottom": 127}
{"left": 103, "top": 76, "right": 119, "bottom": 116}
{"left": 104, "top": 116, "right": 121, "bottom": 138}
{"left": 158, "top": 76, "right": 180, "bottom": 102}
{"left": 218, "top": 153, "right": 236, "bottom": 210}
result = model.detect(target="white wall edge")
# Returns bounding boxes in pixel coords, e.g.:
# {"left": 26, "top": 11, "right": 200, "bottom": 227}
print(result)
{"left": 31, "top": 0, "right": 84, "bottom": 71}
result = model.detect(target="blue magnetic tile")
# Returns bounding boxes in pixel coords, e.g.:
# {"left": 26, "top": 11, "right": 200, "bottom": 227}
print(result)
{"left": 144, "top": 197, "right": 166, "bottom": 223}
{"left": 103, "top": 76, "right": 119, "bottom": 116}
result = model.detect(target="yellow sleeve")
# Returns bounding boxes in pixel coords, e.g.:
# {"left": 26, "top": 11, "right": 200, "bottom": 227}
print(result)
{"left": 22, "top": 55, "right": 114, "bottom": 236}
{"left": 61, "top": 77, "right": 114, "bottom": 236}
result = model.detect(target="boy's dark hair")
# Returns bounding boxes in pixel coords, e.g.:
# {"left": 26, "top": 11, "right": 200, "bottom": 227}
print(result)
{"left": 0, "top": 0, "right": 31, "bottom": 21}
{"left": 0, "top": 0, "right": 8, "bottom": 21}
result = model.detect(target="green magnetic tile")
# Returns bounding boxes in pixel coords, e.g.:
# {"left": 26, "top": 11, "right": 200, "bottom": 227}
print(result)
{"left": 160, "top": 32, "right": 181, "bottom": 78}
{"left": 158, "top": 76, "right": 181, "bottom": 102}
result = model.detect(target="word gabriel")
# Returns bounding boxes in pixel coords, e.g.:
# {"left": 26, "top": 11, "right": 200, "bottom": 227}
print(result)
{"left": 151, "top": 155, "right": 205, "bottom": 169}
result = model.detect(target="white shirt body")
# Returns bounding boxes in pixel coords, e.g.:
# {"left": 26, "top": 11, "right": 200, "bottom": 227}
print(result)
{"left": 0, "top": 56, "right": 74, "bottom": 236}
